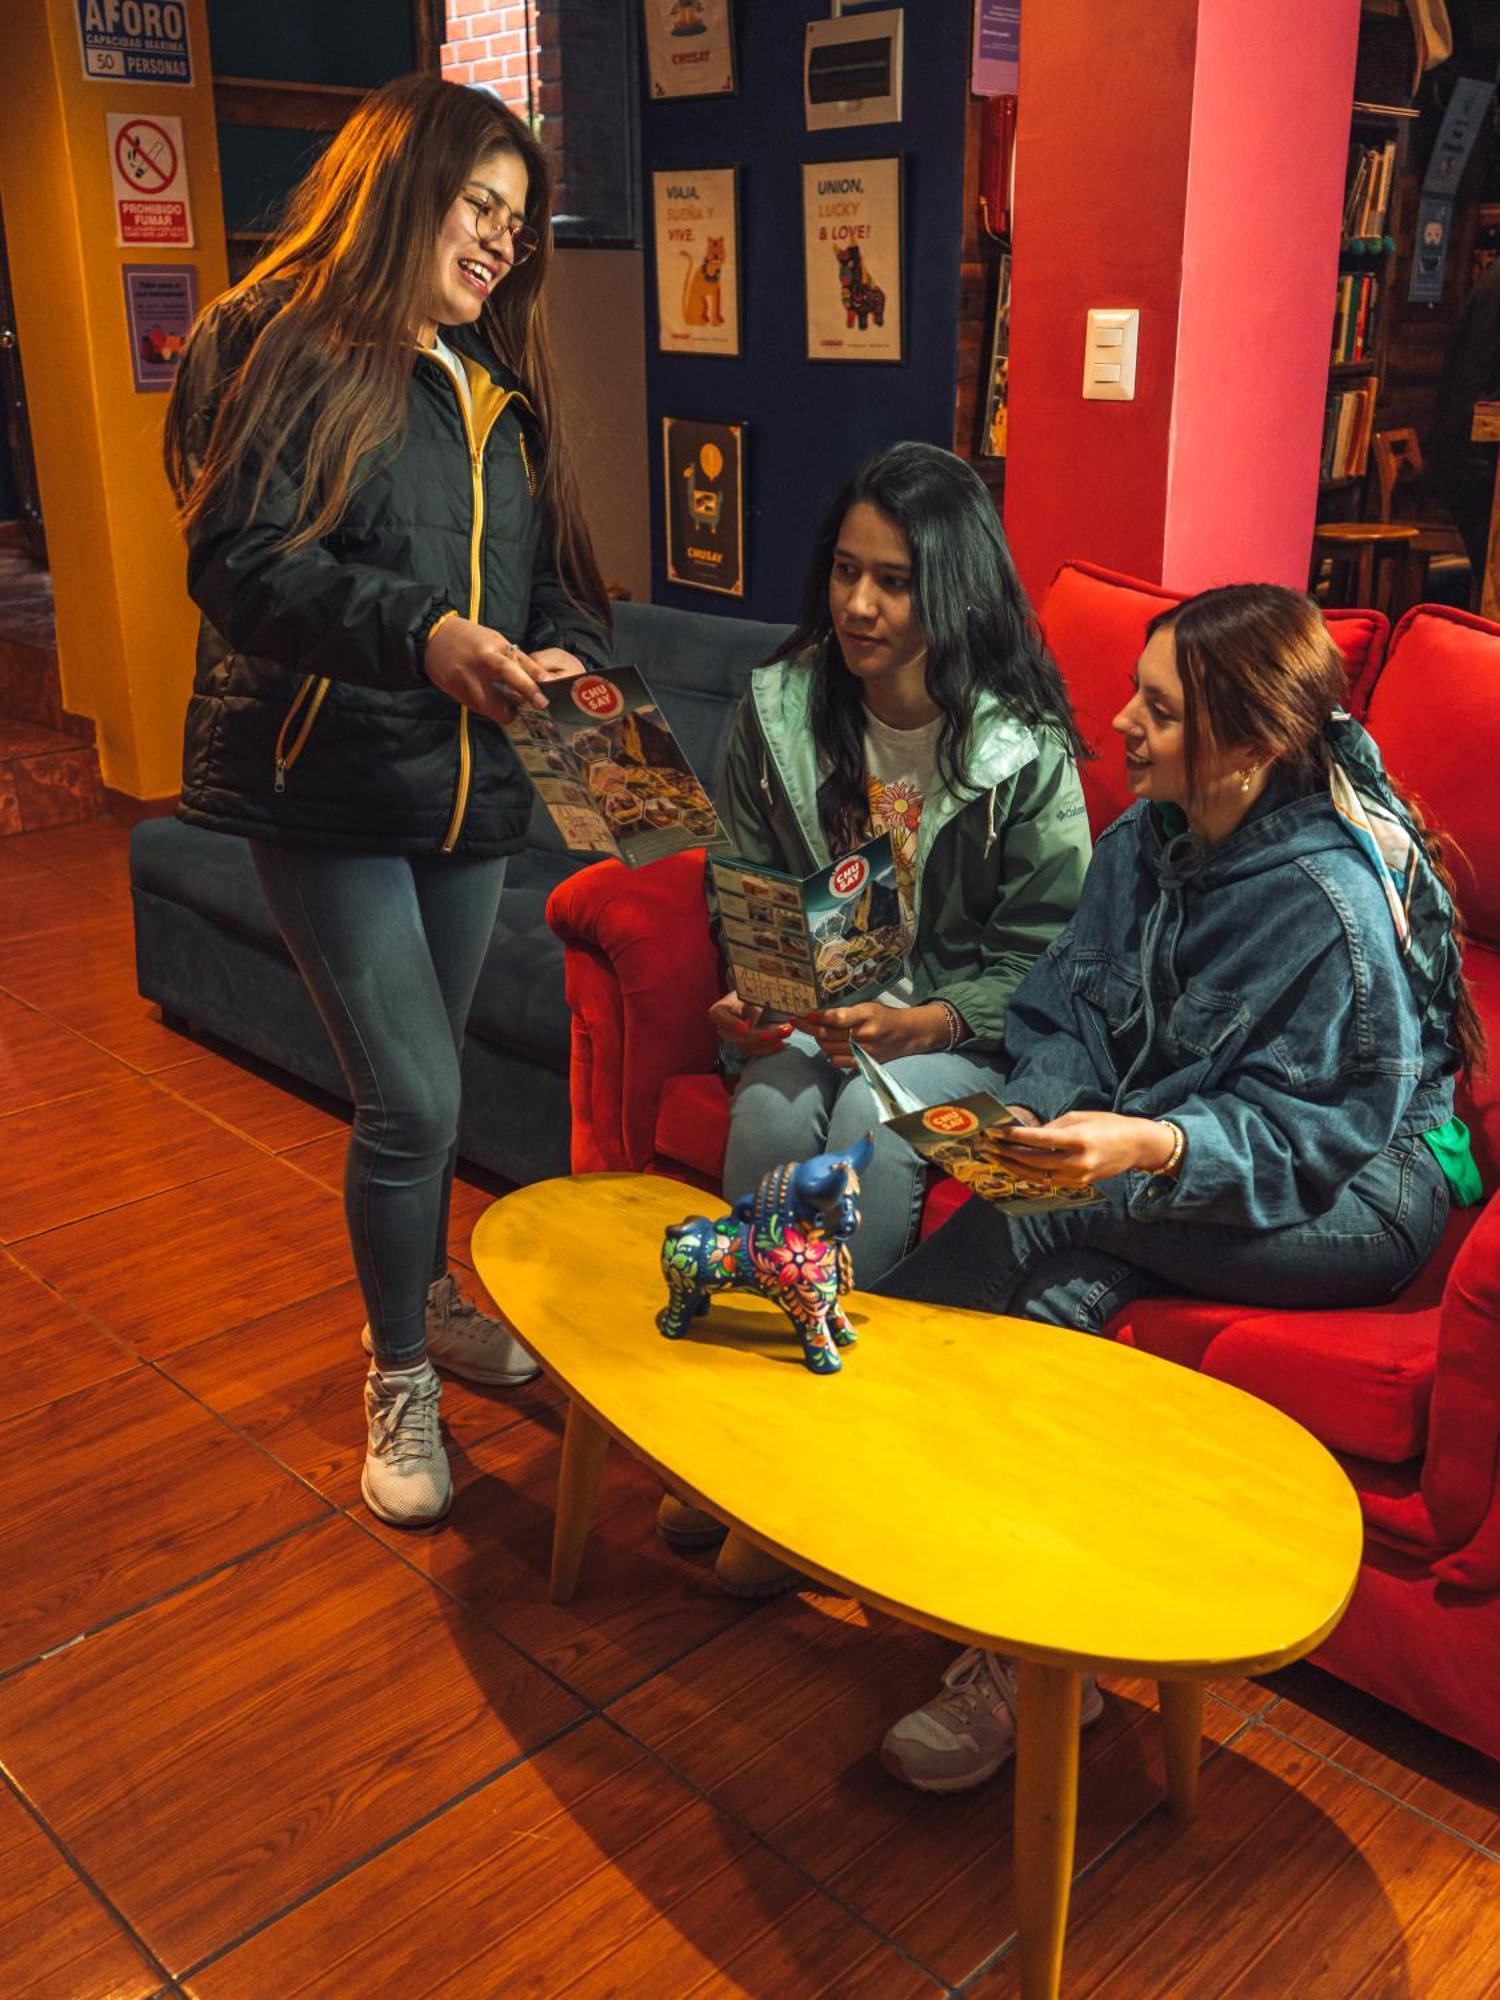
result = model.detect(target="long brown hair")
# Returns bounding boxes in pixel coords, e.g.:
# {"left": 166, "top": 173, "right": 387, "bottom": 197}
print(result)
{"left": 164, "top": 72, "right": 607, "bottom": 623}
{"left": 1148, "top": 584, "right": 1485, "bottom": 1075}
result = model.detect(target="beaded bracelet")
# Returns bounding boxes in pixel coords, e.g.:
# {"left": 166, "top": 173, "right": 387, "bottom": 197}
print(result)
{"left": 1156, "top": 1119, "right": 1186, "bottom": 1177}
{"left": 935, "top": 999, "right": 966, "bottom": 1052}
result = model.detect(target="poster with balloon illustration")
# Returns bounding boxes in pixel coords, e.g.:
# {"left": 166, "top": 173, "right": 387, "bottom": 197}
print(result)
{"left": 802, "top": 156, "right": 903, "bottom": 363}
{"left": 663, "top": 417, "right": 744, "bottom": 597}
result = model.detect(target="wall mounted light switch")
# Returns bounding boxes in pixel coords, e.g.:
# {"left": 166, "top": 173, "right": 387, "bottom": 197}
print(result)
{"left": 1082, "top": 309, "right": 1139, "bottom": 401}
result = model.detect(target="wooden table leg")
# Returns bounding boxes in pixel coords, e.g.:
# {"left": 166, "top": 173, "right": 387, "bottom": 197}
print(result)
{"left": 1157, "top": 1678, "right": 1204, "bottom": 1822}
{"left": 549, "top": 1400, "right": 610, "bottom": 1605}
{"left": 1013, "top": 1660, "right": 1082, "bottom": 2000}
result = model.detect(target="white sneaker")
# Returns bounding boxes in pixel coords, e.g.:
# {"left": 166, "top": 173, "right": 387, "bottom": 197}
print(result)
{"left": 361, "top": 1273, "right": 540, "bottom": 1388}
{"left": 361, "top": 1361, "right": 452, "bottom": 1528}
{"left": 881, "top": 1648, "right": 1105, "bottom": 1793}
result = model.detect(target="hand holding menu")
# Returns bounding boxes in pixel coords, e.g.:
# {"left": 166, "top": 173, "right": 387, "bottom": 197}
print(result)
{"left": 852, "top": 1043, "right": 1102, "bottom": 1214}
{"left": 506, "top": 666, "right": 724, "bottom": 868}
{"left": 711, "top": 835, "right": 912, "bottom": 1017}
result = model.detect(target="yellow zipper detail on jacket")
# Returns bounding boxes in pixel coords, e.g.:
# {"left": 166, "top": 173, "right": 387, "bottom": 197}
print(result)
{"left": 273, "top": 673, "right": 332, "bottom": 793}
{"left": 437, "top": 353, "right": 523, "bottom": 853}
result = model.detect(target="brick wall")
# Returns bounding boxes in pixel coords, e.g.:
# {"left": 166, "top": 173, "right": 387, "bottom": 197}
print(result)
{"left": 441, "top": 0, "right": 537, "bottom": 117}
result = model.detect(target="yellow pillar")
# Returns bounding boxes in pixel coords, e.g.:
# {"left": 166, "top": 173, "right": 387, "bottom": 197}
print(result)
{"left": 0, "top": 0, "right": 227, "bottom": 798}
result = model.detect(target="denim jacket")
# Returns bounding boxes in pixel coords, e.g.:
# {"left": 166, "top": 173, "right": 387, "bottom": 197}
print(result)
{"left": 1003, "top": 775, "right": 1457, "bottom": 1231}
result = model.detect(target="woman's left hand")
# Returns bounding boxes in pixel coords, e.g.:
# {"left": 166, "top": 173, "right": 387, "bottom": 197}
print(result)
{"left": 797, "top": 1001, "right": 949, "bottom": 1071}
{"left": 529, "top": 647, "right": 587, "bottom": 681}
{"left": 983, "top": 1111, "right": 1178, "bottom": 1188}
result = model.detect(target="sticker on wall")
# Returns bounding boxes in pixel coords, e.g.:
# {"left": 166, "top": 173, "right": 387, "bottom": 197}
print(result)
{"left": 643, "top": 0, "right": 736, "bottom": 100}
{"left": 801, "top": 157, "right": 903, "bottom": 364}
{"left": 77, "top": 0, "right": 192, "bottom": 84}
{"left": 652, "top": 168, "right": 740, "bottom": 358}
{"left": 122, "top": 264, "right": 197, "bottom": 392}
{"left": 108, "top": 112, "right": 194, "bottom": 247}
{"left": 663, "top": 417, "right": 745, "bottom": 596}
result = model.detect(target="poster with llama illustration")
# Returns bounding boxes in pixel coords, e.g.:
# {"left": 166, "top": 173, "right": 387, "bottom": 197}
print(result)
{"left": 653, "top": 168, "right": 740, "bottom": 357}
{"left": 801, "top": 156, "right": 903, "bottom": 363}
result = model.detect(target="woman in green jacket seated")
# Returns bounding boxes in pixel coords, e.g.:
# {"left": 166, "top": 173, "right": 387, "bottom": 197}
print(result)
{"left": 711, "top": 441, "right": 1091, "bottom": 1290}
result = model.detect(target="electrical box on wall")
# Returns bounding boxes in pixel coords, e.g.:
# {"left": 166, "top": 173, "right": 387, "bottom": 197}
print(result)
{"left": 804, "top": 7, "right": 904, "bottom": 130}
{"left": 1082, "top": 308, "right": 1139, "bottom": 401}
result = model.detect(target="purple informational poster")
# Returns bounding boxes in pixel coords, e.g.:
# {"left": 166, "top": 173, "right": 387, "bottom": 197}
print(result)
{"left": 971, "top": 0, "right": 1019, "bottom": 97}
{"left": 122, "top": 264, "right": 197, "bottom": 393}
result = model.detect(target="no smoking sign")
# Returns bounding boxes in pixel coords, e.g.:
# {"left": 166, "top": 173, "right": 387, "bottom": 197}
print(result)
{"left": 107, "top": 111, "right": 193, "bottom": 247}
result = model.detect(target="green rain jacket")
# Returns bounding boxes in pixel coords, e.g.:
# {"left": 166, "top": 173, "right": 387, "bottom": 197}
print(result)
{"left": 715, "top": 659, "right": 1093, "bottom": 1053}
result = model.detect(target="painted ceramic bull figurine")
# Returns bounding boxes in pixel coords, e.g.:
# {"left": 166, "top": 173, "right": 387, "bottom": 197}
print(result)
{"left": 656, "top": 1135, "right": 874, "bottom": 1375}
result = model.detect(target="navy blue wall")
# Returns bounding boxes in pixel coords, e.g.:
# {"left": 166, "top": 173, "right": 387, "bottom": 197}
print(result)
{"left": 642, "top": 1, "right": 969, "bottom": 624}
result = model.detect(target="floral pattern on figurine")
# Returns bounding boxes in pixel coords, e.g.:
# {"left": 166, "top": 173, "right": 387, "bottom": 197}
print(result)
{"left": 657, "top": 1136, "right": 874, "bottom": 1374}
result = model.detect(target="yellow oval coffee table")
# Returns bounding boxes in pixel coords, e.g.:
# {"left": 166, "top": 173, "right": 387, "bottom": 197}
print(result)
{"left": 472, "top": 1173, "right": 1362, "bottom": 2000}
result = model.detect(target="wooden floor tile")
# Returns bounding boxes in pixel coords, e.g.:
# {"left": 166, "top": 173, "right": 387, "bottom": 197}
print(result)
{"left": 0, "top": 1516, "right": 581, "bottom": 1977}
{"left": 4, "top": 815, "right": 135, "bottom": 892}
{"left": 609, "top": 1600, "right": 1251, "bottom": 1985}
{"left": 0, "top": 1782, "right": 160, "bottom": 2000}
{"left": 360, "top": 1411, "right": 754, "bottom": 1706}
{"left": 0, "top": 1364, "right": 327, "bottom": 1675}
{"left": 18, "top": 1150, "right": 352, "bottom": 1357}
{"left": 183, "top": 1718, "right": 931, "bottom": 1999}
{"left": 969, "top": 1722, "right": 1500, "bottom": 1998}
{"left": 0, "top": 855, "right": 115, "bottom": 943}
{"left": 150, "top": 1049, "right": 350, "bottom": 1155}
{"left": 162, "top": 1278, "right": 560, "bottom": 1510}
{"left": 1, "top": 1247, "right": 138, "bottom": 1419}
{"left": 1, "top": 1074, "right": 265, "bottom": 1243}
{"left": 0, "top": 910, "right": 196, "bottom": 1072}
{"left": 1258, "top": 1661, "right": 1500, "bottom": 1854}
{"left": 0, "top": 988, "right": 132, "bottom": 1115}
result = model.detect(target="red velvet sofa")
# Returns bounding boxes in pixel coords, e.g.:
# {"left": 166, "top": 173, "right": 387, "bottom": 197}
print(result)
{"left": 546, "top": 562, "right": 1500, "bottom": 1763}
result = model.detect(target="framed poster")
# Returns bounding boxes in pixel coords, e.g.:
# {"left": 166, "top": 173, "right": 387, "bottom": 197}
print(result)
{"left": 643, "top": 0, "right": 736, "bottom": 101}
{"left": 652, "top": 167, "right": 740, "bottom": 357}
{"left": 979, "top": 252, "right": 1011, "bottom": 458}
{"left": 122, "top": 264, "right": 198, "bottom": 393}
{"left": 663, "top": 416, "right": 745, "bottom": 597}
{"left": 802, "top": 157, "right": 902, "bottom": 363}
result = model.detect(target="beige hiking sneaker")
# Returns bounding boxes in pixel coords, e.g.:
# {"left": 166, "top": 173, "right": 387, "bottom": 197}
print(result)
{"left": 361, "top": 1273, "right": 540, "bottom": 1388}
{"left": 361, "top": 1360, "right": 452, "bottom": 1528}
{"left": 881, "top": 1648, "right": 1105, "bottom": 1793}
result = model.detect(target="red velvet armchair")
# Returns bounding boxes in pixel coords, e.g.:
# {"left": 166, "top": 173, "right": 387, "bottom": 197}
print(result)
{"left": 547, "top": 564, "right": 1500, "bottom": 1762}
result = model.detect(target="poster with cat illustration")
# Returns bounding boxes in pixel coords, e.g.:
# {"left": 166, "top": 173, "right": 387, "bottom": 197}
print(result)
{"left": 801, "top": 156, "right": 903, "bottom": 363}
{"left": 653, "top": 168, "right": 740, "bottom": 357}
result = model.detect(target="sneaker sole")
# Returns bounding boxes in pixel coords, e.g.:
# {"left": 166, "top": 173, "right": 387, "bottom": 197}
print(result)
{"left": 360, "top": 1466, "right": 453, "bottom": 1530}
{"left": 658, "top": 1519, "right": 730, "bottom": 1551}
{"left": 881, "top": 1687, "right": 1107, "bottom": 1793}
{"left": 715, "top": 1565, "right": 808, "bottom": 1600}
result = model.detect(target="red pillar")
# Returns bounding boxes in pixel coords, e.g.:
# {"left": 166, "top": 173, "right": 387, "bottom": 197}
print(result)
{"left": 1004, "top": 0, "right": 1361, "bottom": 601}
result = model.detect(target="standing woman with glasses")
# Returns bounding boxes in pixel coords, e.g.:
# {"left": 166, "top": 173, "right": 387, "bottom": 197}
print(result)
{"left": 164, "top": 74, "right": 611, "bottom": 1528}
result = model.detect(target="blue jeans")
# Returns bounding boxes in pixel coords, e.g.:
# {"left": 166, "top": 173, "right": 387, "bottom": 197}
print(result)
{"left": 722, "top": 1030, "right": 1011, "bottom": 1286}
{"left": 873, "top": 1133, "right": 1451, "bottom": 1330}
{"left": 251, "top": 842, "right": 508, "bottom": 1368}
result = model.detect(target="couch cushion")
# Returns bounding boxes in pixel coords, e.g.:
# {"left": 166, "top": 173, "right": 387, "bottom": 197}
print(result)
{"left": 130, "top": 816, "right": 283, "bottom": 944}
{"left": 469, "top": 845, "right": 586, "bottom": 1072}
{"left": 655, "top": 1070, "right": 731, "bottom": 1183}
{"left": 615, "top": 601, "right": 793, "bottom": 791}
{"left": 1037, "top": 562, "right": 1388, "bottom": 838}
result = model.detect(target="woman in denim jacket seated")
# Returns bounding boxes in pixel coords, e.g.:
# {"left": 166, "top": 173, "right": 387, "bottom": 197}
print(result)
{"left": 876, "top": 581, "right": 1486, "bottom": 1795}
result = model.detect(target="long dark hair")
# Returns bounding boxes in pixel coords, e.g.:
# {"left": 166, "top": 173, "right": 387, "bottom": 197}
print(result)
{"left": 1148, "top": 583, "right": 1485, "bottom": 1075}
{"left": 164, "top": 72, "right": 606, "bottom": 623}
{"left": 771, "top": 442, "right": 1085, "bottom": 855}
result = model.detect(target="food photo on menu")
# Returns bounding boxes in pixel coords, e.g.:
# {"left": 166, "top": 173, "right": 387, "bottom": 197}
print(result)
{"left": 711, "top": 834, "right": 911, "bottom": 1018}
{"left": 505, "top": 666, "right": 723, "bottom": 866}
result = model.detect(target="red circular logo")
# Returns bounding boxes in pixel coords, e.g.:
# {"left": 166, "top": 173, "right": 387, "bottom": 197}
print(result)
{"left": 829, "top": 854, "right": 870, "bottom": 899}
{"left": 923, "top": 1105, "right": 979, "bottom": 1137}
{"left": 571, "top": 675, "right": 624, "bottom": 719}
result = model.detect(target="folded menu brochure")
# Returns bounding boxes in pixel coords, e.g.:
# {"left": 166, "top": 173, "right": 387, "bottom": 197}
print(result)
{"left": 851, "top": 1044, "right": 1102, "bottom": 1213}
{"left": 506, "top": 666, "right": 724, "bottom": 868}
{"left": 711, "top": 835, "right": 912, "bottom": 1017}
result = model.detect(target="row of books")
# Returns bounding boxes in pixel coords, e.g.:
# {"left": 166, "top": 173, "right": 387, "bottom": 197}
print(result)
{"left": 1331, "top": 270, "right": 1381, "bottom": 364}
{"left": 1320, "top": 378, "right": 1377, "bottom": 482}
{"left": 1342, "top": 139, "right": 1397, "bottom": 249}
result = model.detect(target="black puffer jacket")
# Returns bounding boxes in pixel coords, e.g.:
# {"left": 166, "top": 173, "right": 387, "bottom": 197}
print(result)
{"left": 176, "top": 305, "right": 611, "bottom": 855}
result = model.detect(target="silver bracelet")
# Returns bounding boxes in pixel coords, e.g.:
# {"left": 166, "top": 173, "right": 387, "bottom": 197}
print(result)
{"left": 935, "top": 999, "right": 965, "bottom": 1052}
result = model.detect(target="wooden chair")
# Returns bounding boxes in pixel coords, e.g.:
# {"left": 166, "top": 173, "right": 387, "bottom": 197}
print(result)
{"left": 1370, "top": 428, "right": 1470, "bottom": 613}
{"left": 1310, "top": 517, "right": 1421, "bottom": 616}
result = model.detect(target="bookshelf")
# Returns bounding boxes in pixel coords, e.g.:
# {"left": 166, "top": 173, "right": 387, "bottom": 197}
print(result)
{"left": 1318, "top": 100, "right": 1416, "bottom": 511}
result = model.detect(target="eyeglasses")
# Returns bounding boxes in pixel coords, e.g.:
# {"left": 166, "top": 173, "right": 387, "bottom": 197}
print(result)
{"left": 462, "top": 184, "right": 541, "bottom": 265}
